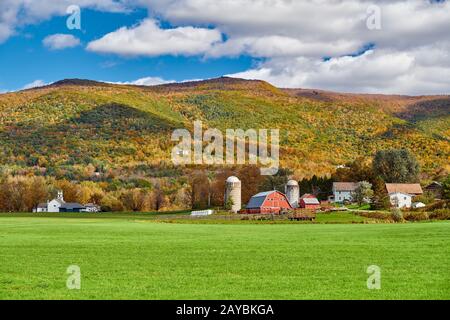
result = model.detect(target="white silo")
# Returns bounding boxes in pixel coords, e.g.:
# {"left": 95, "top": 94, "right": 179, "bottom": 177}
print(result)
{"left": 225, "top": 176, "right": 241, "bottom": 213}
{"left": 285, "top": 180, "right": 300, "bottom": 208}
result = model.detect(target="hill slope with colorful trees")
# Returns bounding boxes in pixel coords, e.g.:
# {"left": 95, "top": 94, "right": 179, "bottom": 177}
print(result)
{"left": 0, "top": 77, "right": 448, "bottom": 211}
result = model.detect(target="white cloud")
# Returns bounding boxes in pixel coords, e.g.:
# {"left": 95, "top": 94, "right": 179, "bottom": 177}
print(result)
{"left": 143, "top": 0, "right": 450, "bottom": 52}
{"left": 228, "top": 48, "right": 450, "bottom": 95}
{"left": 43, "top": 34, "right": 80, "bottom": 50}
{"left": 100, "top": 60, "right": 119, "bottom": 69}
{"left": 109, "top": 76, "right": 209, "bottom": 86}
{"left": 131, "top": 77, "right": 176, "bottom": 86}
{"left": 139, "top": 0, "right": 450, "bottom": 94}
{"left": 22, "top": 80, "right": 48, "bottom": 90}
{"left": 0, "top": 0, "right": 130, "bottom": 44}
{"left": 87, "top": 19, "right": 222, "bottom": 57}
{"left": 2, "top": 0, "right": 450, "bottom": 94}
{"left": 112, "top": 76, "right": 176, "bottom": 86}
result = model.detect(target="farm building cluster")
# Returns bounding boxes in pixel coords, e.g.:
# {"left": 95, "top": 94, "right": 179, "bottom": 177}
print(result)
{"left": 33, "top": 191, "right": 100, "bottom": 213}
{"left": 331, "top": 181, "right": 425, "bottom": 209}
{"left": 225, "top": 176, "right": 433, "bottom": 214}
{"left": 32, "top": 178, "right": 441, "bottom": 214}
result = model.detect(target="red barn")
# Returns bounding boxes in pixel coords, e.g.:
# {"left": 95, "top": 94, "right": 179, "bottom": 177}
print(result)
{"left": 243, "top": 191, "right": 293, "bottom": 214}
{"left": 299, "top": 194, "right": 320, "bottom": 210}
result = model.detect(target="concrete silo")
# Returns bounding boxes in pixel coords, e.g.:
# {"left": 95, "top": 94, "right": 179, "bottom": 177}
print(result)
{"left": 285, "top": 180, "right": 300, "bottom": 208}
{"left": 225, "top": 176, "right": 241, "bottom": 213}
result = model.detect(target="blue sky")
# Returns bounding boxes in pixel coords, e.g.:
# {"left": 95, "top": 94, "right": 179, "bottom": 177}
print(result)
{"left": 0, "top": 1, "right": 449, "bottom": 95}
{"left": 0, "top": 9, "right": 255, "bottom": 91}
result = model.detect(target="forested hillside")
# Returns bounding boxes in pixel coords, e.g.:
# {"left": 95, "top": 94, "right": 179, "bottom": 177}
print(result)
{"left": 0, "top": 77, "right": 448, "bottom": 211}
{"left": 1, "top": 77, "right": 448, "bottom": 175}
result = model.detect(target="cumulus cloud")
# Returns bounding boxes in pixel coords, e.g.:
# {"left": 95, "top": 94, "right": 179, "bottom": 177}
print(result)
{"left": 87, "top": 19, "right": 222, "bottom": 57}
{"left": 22, "top": 80, "right": 48, "bottom": 89}
{"left": 2, "top": 0, "right": 450, "bottom": 94}
{"left": 228, "top": 47, "right": 450, "bottom": 95}
{"left": 110, "top": 76, "right": 208, "bottom": 86}
{"left": 130, "top": 76, "right": 176, "bottom": 86}
{"left": 0, "top": 0, "right": 130, "bottom": 44}
{"left": 132, "top": 0, "right": 450, "bottom": 94}
{"left": 143, "top": 0, "right": 450, "bottom": 51}
{"left": 43, "top": 34, "right": 80, "bottom": 50}
{"left": 111, "top": 76, "right": 176, "bottom": 86}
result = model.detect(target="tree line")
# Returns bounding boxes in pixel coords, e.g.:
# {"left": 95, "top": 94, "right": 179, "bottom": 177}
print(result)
{"left": 0, "top": 149, "right": 448, "bottom": 212}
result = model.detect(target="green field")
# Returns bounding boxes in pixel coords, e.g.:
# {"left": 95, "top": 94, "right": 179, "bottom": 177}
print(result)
{"left": 0, "top": 214, "right": 448, "bottom": 300}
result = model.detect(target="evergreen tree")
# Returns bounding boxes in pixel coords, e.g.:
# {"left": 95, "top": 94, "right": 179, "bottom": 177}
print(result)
{"left": 371, "top": 176, "right": 391, "bottom": 210}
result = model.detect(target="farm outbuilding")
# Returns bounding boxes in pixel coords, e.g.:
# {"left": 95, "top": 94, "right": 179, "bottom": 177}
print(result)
{"left": 59, "top": 203, "right": 86, "bottom": 213}
{"left": 242, "top": 190, "right": 293, "bottom": 214}
{"left": 424, "top": 182, "right": 443, "bottom": 199}
{"left": 299, "top": 194, "right": 320, "bottom": 210}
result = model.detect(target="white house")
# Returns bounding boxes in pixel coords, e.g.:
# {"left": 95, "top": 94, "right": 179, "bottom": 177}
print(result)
{"left": 35, "top": 191, "right": 65, "bottom": 213}
{"left": 386, "top": 183, "right": 423, "bottom": 209}
{"left": 385, "top": 183, "right": 423, "bottom": 197}
{"left": 332, "top": 182, "right": 359, "bottom": 203}
{"left": 389, "top": 192, "right": 412, "bottom": 209}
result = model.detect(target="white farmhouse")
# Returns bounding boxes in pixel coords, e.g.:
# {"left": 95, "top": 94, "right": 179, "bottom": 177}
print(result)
{"left": 389, "top": 192, "right": 412, "bottom": 209}
{"left": 386, "top": 183, "right": 423, "bottom": 209}
{"left": 332, "top": 182, "right": 359, "bottom": 203}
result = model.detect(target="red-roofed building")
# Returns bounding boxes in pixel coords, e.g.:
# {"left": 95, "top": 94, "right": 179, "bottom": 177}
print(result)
{"left": 242, "top": 190, "right": 293, "bottom": 214}
{"left": 299, "top": 194, "right": 321, "bottom": 210}
{"left": 385, "top": 183, "right": 423, "bottom": 195}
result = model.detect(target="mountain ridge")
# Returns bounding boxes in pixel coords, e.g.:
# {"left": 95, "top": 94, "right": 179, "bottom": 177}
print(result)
{"left": 13, "top": 76, "right": 450, "bottom": 99}
{"left": 0, "top": 76, "right": 448, "bottom": 179}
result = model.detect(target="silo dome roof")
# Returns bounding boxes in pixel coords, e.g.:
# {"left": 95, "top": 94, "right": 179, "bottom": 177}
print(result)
{"left": 226, "top": 176, "right": 240, "bottom": 183}
{"left": 286, "top": 180, "right": 299, "bottom": 186}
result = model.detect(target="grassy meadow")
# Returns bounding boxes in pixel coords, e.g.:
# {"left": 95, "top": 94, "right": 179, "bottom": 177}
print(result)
{"left": 0, "top": 213, "right": 448, "bottom": 300}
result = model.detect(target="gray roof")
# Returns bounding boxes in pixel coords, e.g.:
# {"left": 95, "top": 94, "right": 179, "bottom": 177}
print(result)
{"left": 333, "top": 182, "right": 359, "bottom": 191}
{"left": 253, "top": 191, "right": 276, "bottom": 197}
{"left": 37, "top": 203, "right": 47, "bottom": 208}
{"left": 302, "top": 198, "right": 320, "bottom": 205}
{"left": 426, "top": 181, "right": 442, "bottom": 187}
{"left": 246, "top": 191, "right": 277, "bottom": 209}
{"left": 60, "top": 203, "right": 85, "bottom": 210}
